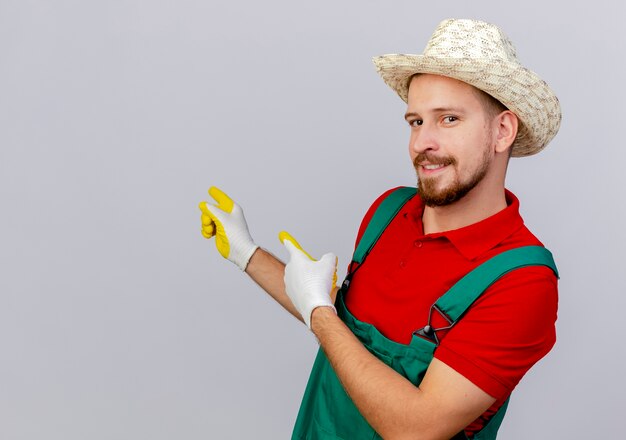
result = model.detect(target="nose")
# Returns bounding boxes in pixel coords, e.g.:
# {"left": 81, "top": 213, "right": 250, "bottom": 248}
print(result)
{"left": 409, "top": 121, "right": 439, "bottom": 157}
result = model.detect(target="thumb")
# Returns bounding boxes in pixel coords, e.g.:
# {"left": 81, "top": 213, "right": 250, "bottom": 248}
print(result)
{"left": 208, "top": 186, "right": 235, "bottom": 213}
{"left": 319, "top": 252, "right": 339, "bottom": 290}
{"left": 279, "top": 231, "right": 315, "bottom": 261}
{"left": 282, "top": 240, "right": 302, "bottom": 261}
{"left": 319, "top": 252, "right": 338, "bottom": 267}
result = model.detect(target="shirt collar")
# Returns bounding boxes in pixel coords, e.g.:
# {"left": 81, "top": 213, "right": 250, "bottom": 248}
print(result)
{"left": 411, "top": 189, "right": 524, "bottom": 261}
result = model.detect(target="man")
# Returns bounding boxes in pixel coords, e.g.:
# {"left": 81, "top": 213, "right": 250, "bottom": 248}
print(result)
{"left": 199, "top": 19, "right": 561, "bottom": 439}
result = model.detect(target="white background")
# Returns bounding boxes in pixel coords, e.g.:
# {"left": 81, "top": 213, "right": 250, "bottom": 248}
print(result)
{"left": 1, "top": 0, "right": 624, "bottom": 438}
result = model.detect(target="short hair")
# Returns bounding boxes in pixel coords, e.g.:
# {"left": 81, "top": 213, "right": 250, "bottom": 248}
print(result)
{"left": 471, "top": 86, "right": 508, "bottom": 120}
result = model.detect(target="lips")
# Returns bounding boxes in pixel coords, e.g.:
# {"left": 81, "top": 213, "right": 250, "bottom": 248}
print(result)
{"left": 422, "top": 164, "right": 446, "bottom": 170}
{"left": 418, "top": 162, "right": 449, "bottom": 176}
{"left": 413, "top": 153, "right": 455, "bottom": 171}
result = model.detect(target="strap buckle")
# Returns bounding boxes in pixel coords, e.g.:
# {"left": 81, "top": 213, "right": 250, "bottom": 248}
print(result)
{"left": 413, "top": 303, "right": 456, "bottom": 345}
{"left": 340, "top": 273, "right": 353, "bottom": 292}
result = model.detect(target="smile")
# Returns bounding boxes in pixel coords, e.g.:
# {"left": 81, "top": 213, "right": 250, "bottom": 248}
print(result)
{"left": 420, "top": 163, "right": 449, "bottom": 175}
{"left": 423, "top": 164, "right": 445, "bottom": 170}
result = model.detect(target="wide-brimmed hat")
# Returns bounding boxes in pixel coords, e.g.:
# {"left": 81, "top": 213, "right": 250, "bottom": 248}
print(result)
{"left": 373, "top": 19, "right": 561, "bottom": 157}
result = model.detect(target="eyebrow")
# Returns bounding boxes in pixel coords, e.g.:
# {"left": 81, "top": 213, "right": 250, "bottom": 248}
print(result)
{"left": 404, "top": 107, "right": 465, "bottom": 121}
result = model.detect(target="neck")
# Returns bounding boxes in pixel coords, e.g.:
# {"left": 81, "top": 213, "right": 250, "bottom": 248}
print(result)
{"left": 422, "top": 182, "right": 507, "bottom": 235}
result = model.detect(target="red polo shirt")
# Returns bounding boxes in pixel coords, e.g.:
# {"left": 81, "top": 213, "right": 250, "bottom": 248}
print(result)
{"left": 344, "top": 188, "right": 558, "bottom": 435}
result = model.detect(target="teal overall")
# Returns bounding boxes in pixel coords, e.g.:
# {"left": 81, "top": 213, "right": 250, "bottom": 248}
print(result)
{"left": 292, "top": 187, "right": 559, "bottom": 440}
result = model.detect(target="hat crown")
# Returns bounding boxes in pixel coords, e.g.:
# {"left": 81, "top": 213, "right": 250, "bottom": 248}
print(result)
{"left": 424, "top": 19, "right": 518, "bottom": 62}
{"left": 372, "top": 18, "right": 562, "bottom": 156}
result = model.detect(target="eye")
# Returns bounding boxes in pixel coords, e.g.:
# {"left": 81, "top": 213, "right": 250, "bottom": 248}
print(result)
{"left": 409, "top": 119, "right": 423, "bottom": 127}
{"left": 443, "top": 116, "right": 458, "bottom": 124}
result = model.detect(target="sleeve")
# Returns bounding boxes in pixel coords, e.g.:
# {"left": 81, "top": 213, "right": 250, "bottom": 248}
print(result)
{"left": 434, "top": 265, "right": 559, "bottom": 400}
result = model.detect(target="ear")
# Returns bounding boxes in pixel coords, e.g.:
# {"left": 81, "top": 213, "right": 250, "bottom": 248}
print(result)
{"left": 494, "top": 111, "right": 518, "bottom": 154}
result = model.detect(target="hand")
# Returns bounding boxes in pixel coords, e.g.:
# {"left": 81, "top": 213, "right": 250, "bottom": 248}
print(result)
{"left": 279, "top": 231, "right": 338, "bottom": 328}
{"left": 199, "top": 187, "right": 259, "bottom": 271}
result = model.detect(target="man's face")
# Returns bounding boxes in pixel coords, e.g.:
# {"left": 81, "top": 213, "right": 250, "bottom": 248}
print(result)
{"left": 405, "top": 74, "right": 497, "bottom": 207}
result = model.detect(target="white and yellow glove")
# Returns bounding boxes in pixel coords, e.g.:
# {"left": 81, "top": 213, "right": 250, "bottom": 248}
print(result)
{"left": 279, "top": 231, "right": 338, "bottom": 329}
{"left": 199, "top": 187, "right": 259, "bottom": 271}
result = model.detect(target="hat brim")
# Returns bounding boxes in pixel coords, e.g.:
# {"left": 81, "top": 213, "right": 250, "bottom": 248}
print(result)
{"left": 373, "top": 54, "right": 561, "bottom": 157}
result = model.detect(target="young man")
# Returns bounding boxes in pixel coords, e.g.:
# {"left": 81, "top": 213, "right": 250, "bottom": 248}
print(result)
{"left": 199, "top": 19, "right": 561, "bottom": 439}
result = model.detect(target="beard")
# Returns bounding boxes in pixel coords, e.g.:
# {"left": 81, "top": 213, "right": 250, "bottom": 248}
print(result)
{"left": 414, "top": 147, "right": 491, "bottom": 207}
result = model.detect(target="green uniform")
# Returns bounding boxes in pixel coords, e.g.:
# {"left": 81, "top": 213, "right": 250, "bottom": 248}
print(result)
{"left": 292, "top": 187, "right": 558, "bottom": 439}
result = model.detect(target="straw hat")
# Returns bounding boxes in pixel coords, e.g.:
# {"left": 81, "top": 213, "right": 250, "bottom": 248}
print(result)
{"left": 373, "top": 19, "right": 561, "bottom": 157}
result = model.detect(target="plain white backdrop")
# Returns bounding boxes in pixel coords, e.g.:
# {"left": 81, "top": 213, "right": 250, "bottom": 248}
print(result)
{"left": 1, "top": 0, "right": 624, "bottom": 438}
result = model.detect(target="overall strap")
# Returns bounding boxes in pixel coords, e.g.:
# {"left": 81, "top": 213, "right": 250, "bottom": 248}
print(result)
{"left": 352, "top": 187, "right": 417, "bottom": 265}
{"left": 436, "top": 246, "right": 559, "bottom": 323}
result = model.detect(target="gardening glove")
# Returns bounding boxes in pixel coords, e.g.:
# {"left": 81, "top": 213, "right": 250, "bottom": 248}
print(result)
{"left": 199, "top": 187, "right": 259, "bottom": 271}
{"left": 279, "top": 231, "right": 337, "bottom": 328}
